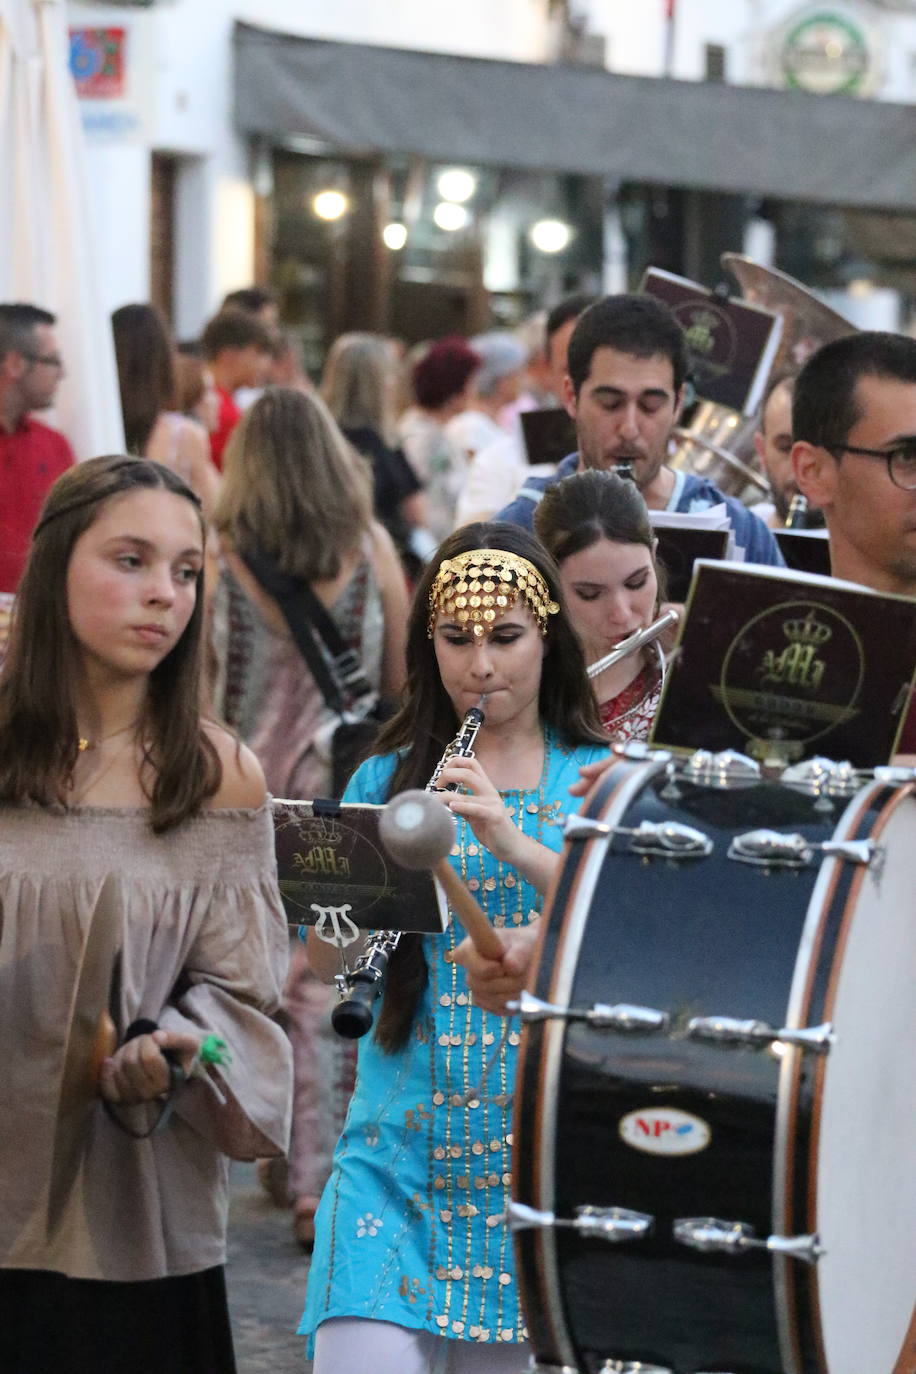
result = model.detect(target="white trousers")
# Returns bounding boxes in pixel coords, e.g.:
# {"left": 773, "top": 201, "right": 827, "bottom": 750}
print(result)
{"left": 313, "top": 1317, "right": 531, "bottom": 1374}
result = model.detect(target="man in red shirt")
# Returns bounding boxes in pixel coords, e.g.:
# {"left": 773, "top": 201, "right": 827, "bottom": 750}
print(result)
{"left": 0, "top": 304, "right": 74, "bottom": 593}
{"left": 792, "top": 331, "right": 916, "bottom": 760}
{"left": 200, "top": 309, "right": 273, "bottom": 469}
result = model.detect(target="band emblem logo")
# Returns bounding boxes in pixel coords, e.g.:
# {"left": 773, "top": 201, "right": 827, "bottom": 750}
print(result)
{"left": 715, "top": 598, "right": 865, "bottom": 761}
{"left": 759, "top": 610, "right": 832, "bottom": 694}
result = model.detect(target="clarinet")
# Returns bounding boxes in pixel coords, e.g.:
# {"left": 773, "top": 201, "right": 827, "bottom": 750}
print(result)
{"left": 330, "top": 698, "right": 487, "bottom": 1040}
{"left": 784, "top": 493, "right": 809, "bottom": 529}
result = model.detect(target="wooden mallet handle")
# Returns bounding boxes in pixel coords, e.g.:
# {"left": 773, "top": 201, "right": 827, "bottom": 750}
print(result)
{"left": 379, "top": 790, "right": 506, "bottom": 961}
{"left": 432, "top": 858, "right": 505, "bottom": 961}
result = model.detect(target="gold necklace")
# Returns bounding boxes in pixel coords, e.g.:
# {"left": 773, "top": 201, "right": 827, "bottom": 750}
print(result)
{"left": 77, "top": 720, "right": 140, "bottom": 753}
{"left": 71, "top": 733, "right": 139, "bottom": 804}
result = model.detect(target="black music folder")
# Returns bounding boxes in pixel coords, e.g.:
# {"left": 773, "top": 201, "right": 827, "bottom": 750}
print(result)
{"left": 654, "top": 526, "right": 732, "bottom": 604}
{"left": 650, "top": 562, "right": 916, "bottom": 767}
{"left": 272, "top": 799, "right": 447, "bottom": 934}
{"left": 642, "top": 266, "right": 783, "bottom": 415}
{"left": 520, "top": 407, "right": 577, "bottom": 466}
{"left": 774, "top": 529, "right": 832, "bottom": 578}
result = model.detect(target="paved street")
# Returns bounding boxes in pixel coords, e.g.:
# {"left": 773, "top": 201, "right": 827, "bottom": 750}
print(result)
{"left": 227, "top": 1162, "right": 313, "bottom": 1373}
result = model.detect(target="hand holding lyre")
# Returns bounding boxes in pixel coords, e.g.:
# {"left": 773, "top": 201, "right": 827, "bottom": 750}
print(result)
{"left": 448, "top": 925, "right": 539, "bottom": 1017}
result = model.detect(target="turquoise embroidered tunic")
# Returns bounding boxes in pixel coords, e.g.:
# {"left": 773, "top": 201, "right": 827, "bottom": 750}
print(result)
{"left": 300, "top": 734, "right": 607, "bottom": 1349}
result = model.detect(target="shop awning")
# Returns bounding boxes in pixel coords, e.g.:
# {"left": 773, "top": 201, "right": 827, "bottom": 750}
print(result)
{"left": 233, "top": 22, "right": 916, "bottom": 213}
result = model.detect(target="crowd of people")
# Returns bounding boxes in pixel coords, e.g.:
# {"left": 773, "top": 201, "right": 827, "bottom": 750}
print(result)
{"left": 0, "top": 278, "right": 914, "bottom": 1372}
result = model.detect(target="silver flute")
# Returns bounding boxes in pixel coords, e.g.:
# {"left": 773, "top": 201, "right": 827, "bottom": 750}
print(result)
{"left": 331, "top": 697, "right": 487, "bottom": 1039}
{"left": 586, "top": 608, "right": 679, "bottom": 680}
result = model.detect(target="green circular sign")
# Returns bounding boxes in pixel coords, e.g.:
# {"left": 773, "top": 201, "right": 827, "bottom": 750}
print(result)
{"left": 782, "top": 11, "right": 872, "bottom": 96}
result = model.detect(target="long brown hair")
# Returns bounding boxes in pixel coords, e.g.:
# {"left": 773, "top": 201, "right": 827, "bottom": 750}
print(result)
{"left": 371, "top": 521, "right": 605, "bottom": 1052}
{"left": 0, "top": 456, "right": 221, "bottom": 832}
{"left": 111, "top": 304, "right": 177, "bottom": 455}
{"left": 215, "top": 387, "right": 374, "bottom": 581}
{"left": 535, "top": 468, "right": 667, "bottom": 606}
{"left": 322, "top": 332, "right": 399, "bottom": 445}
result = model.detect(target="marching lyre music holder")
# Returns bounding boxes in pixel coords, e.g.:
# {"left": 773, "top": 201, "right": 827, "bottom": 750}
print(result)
{"left": 271, "top": 798, "right": 447, "bottom": 942}
{"left": 650, "top": 561, "right": 916, "bottom": 769}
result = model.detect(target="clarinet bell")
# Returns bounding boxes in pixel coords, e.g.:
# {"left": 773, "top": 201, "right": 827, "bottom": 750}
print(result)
{"left": 331, "top": 991, "right": 376, "bottom": 1039}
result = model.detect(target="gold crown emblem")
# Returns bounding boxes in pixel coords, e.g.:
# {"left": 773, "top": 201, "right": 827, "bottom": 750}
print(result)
{"left": 302, "top": 815, "right": 343, "bottom": 845}
{"left": 782, "top": 610, "right": 832, "bottom": 647}
{"left": 684, "top": 310, "right": 719, "bottom": 356}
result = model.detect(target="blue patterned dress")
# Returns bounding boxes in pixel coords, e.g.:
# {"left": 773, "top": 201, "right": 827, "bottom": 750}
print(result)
{"left": 300, "top": 731, "right": 608, "bottom": 1352}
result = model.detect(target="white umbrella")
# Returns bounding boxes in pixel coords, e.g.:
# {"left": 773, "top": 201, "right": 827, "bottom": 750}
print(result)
{"left": 0, "top": 0, "right": 123, "bottom": 458}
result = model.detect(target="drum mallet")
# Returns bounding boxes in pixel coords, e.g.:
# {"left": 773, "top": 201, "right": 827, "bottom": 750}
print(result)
{"left": 379, "top": 790, "right": 505, "bottom": 960}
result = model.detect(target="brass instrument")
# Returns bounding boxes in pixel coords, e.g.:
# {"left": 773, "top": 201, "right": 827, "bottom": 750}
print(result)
{"left": 587, "top": 609, "right": 679, "bottom": 680}
{"left": 331, "top": 698, "right": 488, "bottom": 1039}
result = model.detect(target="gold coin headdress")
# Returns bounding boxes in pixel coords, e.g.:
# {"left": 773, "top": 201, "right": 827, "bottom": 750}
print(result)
{"left": 427, "top": 548, "right": 559, "bottom": 640}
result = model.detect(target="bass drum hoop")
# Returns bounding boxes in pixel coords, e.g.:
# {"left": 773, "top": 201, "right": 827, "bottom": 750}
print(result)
{"left": 775, "top": 778, "right": 916, "bottom": 1374}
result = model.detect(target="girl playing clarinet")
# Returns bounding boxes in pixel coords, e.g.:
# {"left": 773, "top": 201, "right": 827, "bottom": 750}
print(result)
{"left": 301, "top": 522, "right": 607, "bottom": 1373}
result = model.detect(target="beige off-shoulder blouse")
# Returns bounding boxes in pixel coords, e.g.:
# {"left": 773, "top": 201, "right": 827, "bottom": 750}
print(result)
{"left": 0, "top": 801, "right": 292, "bottom": 1282}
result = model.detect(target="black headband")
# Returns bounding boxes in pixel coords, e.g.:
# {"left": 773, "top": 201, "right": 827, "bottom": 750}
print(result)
{"left": 32, "top": 467, "right": 203, "bottom": 539}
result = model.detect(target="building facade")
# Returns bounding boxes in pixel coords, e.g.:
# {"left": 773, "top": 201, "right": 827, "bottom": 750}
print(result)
{"left": 67, "top": 0, "right": 916, "bottom": 351}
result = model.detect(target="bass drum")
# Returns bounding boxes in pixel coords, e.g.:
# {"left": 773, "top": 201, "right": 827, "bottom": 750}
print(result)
{"left": 512, "top": 752, "right": 916, "bottom": 1374}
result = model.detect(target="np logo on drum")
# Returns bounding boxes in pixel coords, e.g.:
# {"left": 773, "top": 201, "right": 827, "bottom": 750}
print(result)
{"left": 619, "top": 1107, "right": 712, "bottom": 1156}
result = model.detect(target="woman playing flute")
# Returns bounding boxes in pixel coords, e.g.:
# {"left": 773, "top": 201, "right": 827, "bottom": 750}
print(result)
{"left": 535, "top": 469, "right": 671, "bottom": 741}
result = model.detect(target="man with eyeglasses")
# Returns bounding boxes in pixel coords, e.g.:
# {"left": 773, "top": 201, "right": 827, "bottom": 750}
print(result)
{"left": 792, "top": 331, "right": 916, "bottom": 758}
{"left": 0, "top": 303, "right": 74, "bottom": 593}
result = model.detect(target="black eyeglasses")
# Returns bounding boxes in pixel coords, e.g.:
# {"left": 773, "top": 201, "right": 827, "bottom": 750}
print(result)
{"left": 828, "top": 441, "right": 916, "bottom": 491}
{"left": 22, "top": 352, "right": 64, "bottom": 369}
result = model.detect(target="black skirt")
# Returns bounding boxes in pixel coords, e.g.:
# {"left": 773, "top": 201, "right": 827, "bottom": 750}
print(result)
{"left": 0, "top": 1265, "right": 237, "bottom": 1374}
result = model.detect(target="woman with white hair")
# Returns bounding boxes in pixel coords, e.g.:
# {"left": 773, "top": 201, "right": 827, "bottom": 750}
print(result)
{"left": 445, "top": 331, "right": 528, "bottom": 464}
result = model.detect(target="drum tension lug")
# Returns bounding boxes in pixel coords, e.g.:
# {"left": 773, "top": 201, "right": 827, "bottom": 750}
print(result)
{"left": 513, "top": 990, "right": 669, "bottom": 1034}
{"left": 728, "top": 829, "right": 874, "bottom": 868}
{"left": 599, "top": 1363, "right": 676, "bottom": 1374}
{"left": 564, "top": 815, "right": 713, "bottom": 859}
{"left": 686, "top": 1015, "right": 834, "bottom": 1054}
{"left": 674, "top": 1216, "right": 823, "bottom": 1264}
{"left": 507, "top": 1200, "right": 653, "bottom": 1244}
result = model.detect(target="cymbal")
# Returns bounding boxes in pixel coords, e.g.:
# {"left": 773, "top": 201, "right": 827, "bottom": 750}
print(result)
{"left": 721, "top": 252, "right": 856, "bottom": 372}
{"left": 46, "top": 874, "right": 121, "bottom": 1239}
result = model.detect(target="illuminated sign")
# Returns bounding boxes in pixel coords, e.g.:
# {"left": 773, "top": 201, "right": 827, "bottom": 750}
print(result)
{"left": 779, "top": 9, "right": 878, "bottom": 96}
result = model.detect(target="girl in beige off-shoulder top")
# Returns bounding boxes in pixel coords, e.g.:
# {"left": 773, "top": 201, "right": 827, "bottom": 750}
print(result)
{"left": 0, "top": 455, "right": 291, "bottom": 1374}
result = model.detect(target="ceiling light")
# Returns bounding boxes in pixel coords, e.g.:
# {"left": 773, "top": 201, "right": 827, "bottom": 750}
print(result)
{"left": 530, "top": 219, "right": 572, "bottom": 253}
{"left": 312, "top": 189, "right": 349, "bottom": 221}
{"left": 382, "top": 222, "right": 408, "bottom": 251}
{"left": 433, "top": 202, "right": 470, "bottom": 232}
{"left": 437, "top": 169, "right": 476, "bottom": 203}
